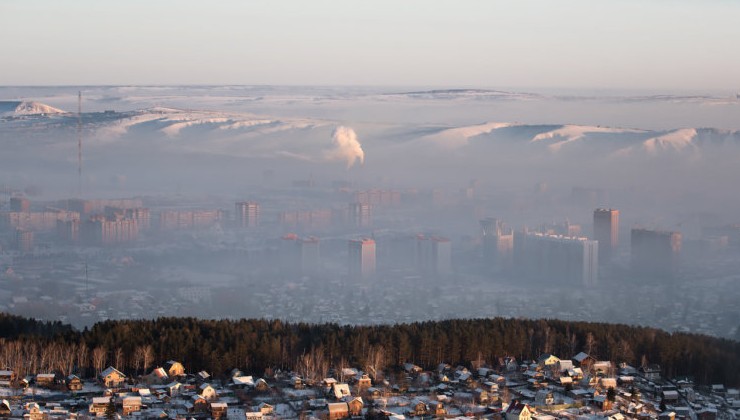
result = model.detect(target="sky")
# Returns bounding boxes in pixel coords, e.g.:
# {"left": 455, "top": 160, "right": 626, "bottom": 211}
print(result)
{"left": 1, "top": 0, "right": 739, "bottom": 91}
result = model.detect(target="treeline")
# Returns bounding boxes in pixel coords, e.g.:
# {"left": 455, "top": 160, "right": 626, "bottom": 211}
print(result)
{"left": 1, "top": 314, "right": 738, "bottom": 386}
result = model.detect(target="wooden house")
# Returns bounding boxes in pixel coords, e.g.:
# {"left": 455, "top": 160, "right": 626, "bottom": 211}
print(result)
{"left": 122, "top": 396, "right": 142, "bottom": 416}
{"left": 0, "top": 400, "right": 11, "bottom": 417}
{"left": 357, "top": 374, "right": 372, "bottom": 389}
{"left": 35, "top": 373, "right": 56, "bottom": 388}
{"left": 328, "top": 402, "right": 349, "bottom": 420}
{"left": 164, "top": 360, "right": 185, "bottom": 378}
{"left": 348, "top": 397, "right": 363, "bottom": 416}
{"left": 210, "top": 402, "right": 227, "bottom": 419}
{"left": 0, "top": 370, "right": 16, "bottom": 388}
{"left": 24, "top": 402, "right": 48, "bottom": 420}
{"left": 66, "top": 375, "right": 83, "bottom": 391}
{"left": 505, "top": 400, "right": 533, "bottom": 420}
{"left": 198, "top": 383, "right": 218, "bottom": 401}
{"left": 89, "top": 396, "right": 112, "bottom": 417}
{"left": 99, "top": 366, "right": 126, "bottom": 388}
{"left": 410, "top": 400, "right": 428, "bottom": 416}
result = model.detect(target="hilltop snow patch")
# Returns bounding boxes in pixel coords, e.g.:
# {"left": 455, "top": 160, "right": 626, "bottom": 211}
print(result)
{"left": 0, "top": 101, "right": 66, "bottom": 116}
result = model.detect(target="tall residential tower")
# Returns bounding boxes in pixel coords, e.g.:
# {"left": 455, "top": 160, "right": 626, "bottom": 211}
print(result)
{"left": 593, "top": 208, "right": 619, "bottom": 263}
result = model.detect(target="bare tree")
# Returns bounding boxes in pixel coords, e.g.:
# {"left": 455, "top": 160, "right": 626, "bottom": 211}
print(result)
{"left": 92, "top": 346, "right": 107, "bottom": 376}
{"left": 337, "top": 357, "right": 349, "bottom": 382}
{"left": 364, "top": 345, "right": 386, "bottom": 382}
{"left": 76, "top": 344, "right": 89, "bottom": 377}
{"left": 114, "top": 348, "right": 124, "bottom": 371}
{"left": 296, "top": 346, "right": 329, "bottom": 384}
{"left": 141, "top": 345, "right": 154, "bottom": 375}
{"left": 585, "top": 332, "right": 597, "bottom": 357}
{"left": 62, "top": 343, "right": 77, "bottom": 376}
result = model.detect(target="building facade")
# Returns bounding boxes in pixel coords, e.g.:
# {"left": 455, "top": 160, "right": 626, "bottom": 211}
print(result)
{"left": 593, "top": 208, "right": 619, "bottom": 263}
{"left": 349, "top": 238, "right": 376, "bottom": 280}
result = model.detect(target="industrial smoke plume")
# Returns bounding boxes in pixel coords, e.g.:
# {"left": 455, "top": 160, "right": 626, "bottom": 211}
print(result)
{"left": 328, "top": 126, "right": 365, "bottom": 168}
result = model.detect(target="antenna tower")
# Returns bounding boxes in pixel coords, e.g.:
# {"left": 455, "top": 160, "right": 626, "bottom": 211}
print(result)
{"left": 77, "top": 91, "right": 82, "bottom": 197}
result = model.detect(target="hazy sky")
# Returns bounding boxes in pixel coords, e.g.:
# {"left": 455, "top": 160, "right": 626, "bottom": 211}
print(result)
{"left": 1, "top": 0, "right": 739, "bottom": 91}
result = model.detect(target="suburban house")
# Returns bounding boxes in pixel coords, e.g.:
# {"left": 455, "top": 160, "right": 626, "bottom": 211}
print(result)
{"left": 357, "top": 374, "right": 372, "bottom": 389}
{"left": 506, "top": 400, "right": 533, "bottom": 420}
{"left": 410, "top": 400, "right": 429, "bottom": 416}
{"left": 347, "top": 397, "right": 363, "bottom": 416}
{"left": 35, "top": 373, "right": 57, "bottom": 388}
{"left": 99, "top": 367, "right": 126, "bottom": 388}
{"left": 247, "top": 403, "right": 268, "bottom": 415}
{"left": 328, "top": 402, "right": 349, "bottom": 420}
{"left": 572, "top": 352, "right": 596, "bottom": 370}
{"left": 640, "top": 364, "right": 661, "bottom": 381}
{"left": 198, "top": 383, "right": 218, "bottom": 401}
{"left": 89, "top": 396, "right": 112, "bottom": 417}
{"left": 122, "top": 396, "right": 142, "bottom": 415}
{"left": 148, "top": 367, "right": 169, "bottom": 384}
{"left": 537, "top": 354, "right": 561, "bottom": 368}
{"left": 24, "top": 402, "right": 48, "bottom": 420}
{"left": 165, "top": 360, "right": 185, "bottom": 378}
{"left": 0, "top": 370, "right": 16, "bottom": 387}
{"left": 232, "top": 375, "right": 254, "bottom": 389}
{"left": 432, "top": 401, "right": 447, "bottom": 417}
{"left": 252, "top": 378, "right": 269, "bottom": 392}
{"left": 210, "top": 402, "right": 227, "bottom": 419}
{"left": 66, "top": 375, "right": 83, "bottom": 391}
{"left": 332, "top": 383, "right": 351, "bottom": 400}
{"left": 166, "top": 381, "right": 182, "bottom": 397}
{"left": 0, "top": 400, "right": 11, "bottom": 417}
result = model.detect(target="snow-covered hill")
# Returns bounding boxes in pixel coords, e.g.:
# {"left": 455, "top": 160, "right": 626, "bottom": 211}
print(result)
{"left": 0, "top": 101, "right": 67, "bottom": 116}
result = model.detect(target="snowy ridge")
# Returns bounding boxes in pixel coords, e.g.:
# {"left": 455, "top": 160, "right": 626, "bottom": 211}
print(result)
{"left": 422, "top": 122, "right": 516, "bottom": 148}
{"left": 94, "top": 108, "right": 330, "bottom": 140}
{"left": 642, "top": 128, "right": 698, "bottom": 153}
{"left": 0, "top": 101, "right": 66, "bottom": 116}
{"left": 530, "top": 125, "right": 647, "bottom": 152}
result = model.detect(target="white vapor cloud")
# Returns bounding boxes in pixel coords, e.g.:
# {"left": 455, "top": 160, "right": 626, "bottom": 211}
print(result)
{"left": 327, "top": 126, "right": 365, "bottom": 168}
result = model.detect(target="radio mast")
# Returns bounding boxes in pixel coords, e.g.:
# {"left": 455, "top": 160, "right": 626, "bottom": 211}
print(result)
{"left": 77, "top": 91, "right": 82, "bottom": 197}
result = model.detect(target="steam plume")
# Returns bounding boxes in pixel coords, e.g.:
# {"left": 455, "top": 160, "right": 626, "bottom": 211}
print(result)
{"left": 328, "top": 126, "right": 365, "bottom": 168}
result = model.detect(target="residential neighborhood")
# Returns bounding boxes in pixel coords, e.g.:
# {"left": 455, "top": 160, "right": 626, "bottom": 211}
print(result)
{"left": 1, "top": 350, "right": 738, "bottom": 419}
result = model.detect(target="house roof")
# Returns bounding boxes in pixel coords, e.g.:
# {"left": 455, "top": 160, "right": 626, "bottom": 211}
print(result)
{"left": 333, "top": 383, "right": 351, "bottom": 399}
{"left": 233, "top": 376, "right": 254, "bottom": 386}
{"left": 100, "top": 366, "right": 125, "bottom": 378}
{"left": 573, "top": 352, "right": 591, "bottom": 362}
{"left": 328, "top": 402, "right": 348, "bottom": 413}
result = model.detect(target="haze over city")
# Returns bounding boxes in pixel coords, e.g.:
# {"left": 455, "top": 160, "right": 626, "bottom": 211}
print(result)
{"left": 0, "top": 2, "right": 739, "bottom": 420}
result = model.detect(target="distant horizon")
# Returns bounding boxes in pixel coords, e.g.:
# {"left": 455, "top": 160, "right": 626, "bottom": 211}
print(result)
{"left": 1, "top": 83, "right": 738, "bottom": 97}
{"left": 2, "top": 1, "right": 739, "bottom": 90}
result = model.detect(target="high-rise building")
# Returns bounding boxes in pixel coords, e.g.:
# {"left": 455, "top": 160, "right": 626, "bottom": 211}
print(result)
{"left": 514, "top": 232, "right": 599, "bottom": 286}
{"left": 349, "top": 238, "right": 376, "bottom": 280}
{"left": 281, "top": 234, "right": 322, "bottom": 277}
{"left": 480, "top": 218, "right": 514, "bottom": 271}
{"left": 158, "top": 210, "right": 224, "bottom": 230}
{"left": 416, "top": 235, "right": 452, "bottom": 276}
{"left": 631, "top": 228, "right": 681, "bottom": 279}
{"left": 82, "top": 215, "right": 138, "bottom": 245}
{"left": 57, "top": 219, "right": 80, "bottom": 242}
{"left": 10, "top": 197, "right": 30, "bottom": 212}
{"left": 349, "top": 202, "right": 372, "bottom": 228}
{"left": 593, "top": 208, "right": 619, "bottom": 263}
{"left": 300, "top": 236, "right": 321, "bottom": 274}
{"left": 15, "top": 228, "right": 34, "bottom": 253}
{"left": 235, "top": 201, "right": 260, "bottom": 228}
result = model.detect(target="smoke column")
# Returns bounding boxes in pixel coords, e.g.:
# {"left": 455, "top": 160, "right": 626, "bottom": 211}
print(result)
{"left": 328, "top": 126, "right": 365, "bottom": 168}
